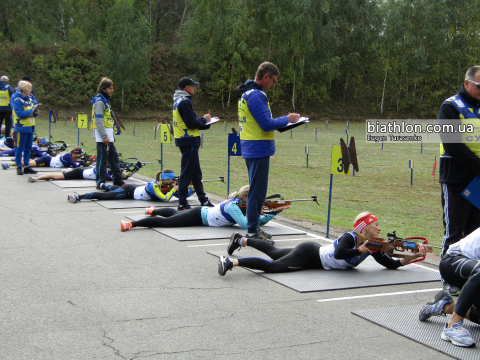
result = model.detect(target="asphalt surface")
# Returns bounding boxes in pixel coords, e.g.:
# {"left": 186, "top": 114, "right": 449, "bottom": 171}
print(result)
{"left": 0, "top": 165, "right": 453, "bottom": 360}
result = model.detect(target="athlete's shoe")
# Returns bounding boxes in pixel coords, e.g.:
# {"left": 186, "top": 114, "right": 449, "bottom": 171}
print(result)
{"left": 145, "top": 206, "right": 157, "bottom": 216}
{"left": 28, "top": 176, "right": 36, "bottom": 183}
{"left": 2, "top": 163, "right": 9, "bottom": 170}
{"left": 23, "top": 166, "right": 37, "bottom": 174}
{"left": 201, "top": 200, "right": 215, "bottom": 207}
{"left": 68, "top": 194, "right": 79, "bottom": 203}
{"left": 17, "top": 166, "right": 23, "bottom": 175}
{"left": 218, "top": 255, "right": 233, "bottom": 276}
{"left": 448, "top": 285, "right": 461, "bottom": 296}
{"left": 441, "top": 321, "right": 476, "bottom": 347}
{"left": 245, "top": 229, "right": 275, "bottom": 245}
{"left": 121, "top": 221, "right": 133, "bottom": 232}
{"left": 228, "top": 232, "right": 243, "bottom": 255}
{"left": 419, "top": 290, "right": 453, "bottom": 321}
{"left": 96, "top": 183, "right": 108, "bottom": 190}
{"left": 256, "top": 227, "right": 272, "bottom": 240}
{"left": 178, "top": 203, "right": 191, "bottom": 211}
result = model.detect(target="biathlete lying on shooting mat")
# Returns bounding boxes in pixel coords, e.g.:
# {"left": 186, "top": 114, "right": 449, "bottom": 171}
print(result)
{"left": 67, "top": 169, "right": 189, "bottom": 203}
{"left": 218, "top": 212, "right": 428, "bottom": 276}
{"left": 119, "top": 185, "right": 289, "bottom": 232}
{"left": 418, "top": 226, "right": 480, "bottom": 348}
{"left": 3, "top": 146, "right": 85, "bottom": 170}
{"left": 27, "top": 167, "right": 112, "bottom": 183}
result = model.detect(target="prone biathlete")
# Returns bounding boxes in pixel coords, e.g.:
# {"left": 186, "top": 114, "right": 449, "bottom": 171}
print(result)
{"left": 119, "top": 185, "right": 287, "bottom": 232}
{"left": 26, "top": 147, "right": 84, "bottom": 168}
{"left": 418, "top": 227, "right": 480, "bottom": 348}
{"left": 2, "top": 145, "right": 78, "bottom": 169}
{"left": 27, "top": 167, "right": 112, "bottom": 183}
{"left": 218, "top": 212, "right": 428, "bottom": 276}
{"left": 67, "top": 169, "right": 187, "bottom": 203}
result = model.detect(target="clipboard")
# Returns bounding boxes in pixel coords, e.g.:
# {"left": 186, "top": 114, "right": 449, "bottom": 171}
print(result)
{"left": 461, "top": 176, "right": 480, "bottom": 210}
{"left": 277, "top": 117, "right": 309, "bottom": 133}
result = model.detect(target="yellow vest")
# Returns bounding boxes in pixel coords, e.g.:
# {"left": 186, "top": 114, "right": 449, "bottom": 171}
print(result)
{"left": 172, "top": 97, "right": 200, "bottom": 138}
{"left": 238, "top": 89, "right": 274, "bottom": 140}
{"left": 91, "top": 99, "right": 114, "bottom": 128}
{"left": 0, "top": 89, "right": 9, "bottom": 107}
{"left": 13, "top": 97, "right": 35, "bottom": 127}
{"left": 440, "top": 94, "right": 480, "bottom": 157}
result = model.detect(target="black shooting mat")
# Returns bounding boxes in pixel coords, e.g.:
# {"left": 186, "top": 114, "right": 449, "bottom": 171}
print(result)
{"left": 94, "top": 197, "right": 200, "bottom": 209}
{"left": 208, "top": 249, "right": 440, "bottom": 292}
{"left": 125, "top": 216, "right": 307, "bottom": 240}
{"left": 352, "top": 305, "right": 480, "bottom": 360}
{"left": 49, "top": 178, "right": 144, "bottom": 188}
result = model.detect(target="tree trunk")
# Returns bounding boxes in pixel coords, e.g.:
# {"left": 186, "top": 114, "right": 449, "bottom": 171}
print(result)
{"left": 60, "top": 3, "right": 67, "bottom": 42}
{"left": 121, "top": 84, "right": 124, "bottom": 111}
{"left": 179, "top": 2, "right": 188, "bottom": 30}
{"left": 380, "top": 60, "right": 388, "bottom": 114}
{"left": 292, "top": 70, "right": 296, "bottom": 111}
{"left": 99, "top": 0, "right": 103, "bottom": 10}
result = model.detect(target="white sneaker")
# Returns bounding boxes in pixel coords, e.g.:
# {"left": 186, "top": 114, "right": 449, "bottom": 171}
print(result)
{"left": 441, "top": 321, "right": 476, "bottom": 347}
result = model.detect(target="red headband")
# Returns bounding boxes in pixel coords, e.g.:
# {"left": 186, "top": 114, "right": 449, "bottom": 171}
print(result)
{"left": 354, "top": 214, "right": 378, "bottom": 232}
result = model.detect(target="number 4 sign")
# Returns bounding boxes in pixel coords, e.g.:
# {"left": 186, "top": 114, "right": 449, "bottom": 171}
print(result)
{"left": 228, "top": 133, "right": 241, "bottom": 156}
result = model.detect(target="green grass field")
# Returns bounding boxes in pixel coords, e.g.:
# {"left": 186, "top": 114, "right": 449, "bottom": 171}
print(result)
{"left": 34, "top": 114, "right": 445, "bottom": 246}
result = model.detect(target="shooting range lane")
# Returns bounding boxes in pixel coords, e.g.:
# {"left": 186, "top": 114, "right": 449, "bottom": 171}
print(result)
{"left": 124, "top": 216, "right": 307, "bottom": 240}
{"left": 353, "top": 305, "right": 480, "bottom": 360}
{"left": 207, "top": 250, "right": 440, "bottom": 292}
{"left": 49, "top": 178, "right": 145, "bottom": 188}
{"left": 94, "top": 197, "right": 200, "bottom": 209}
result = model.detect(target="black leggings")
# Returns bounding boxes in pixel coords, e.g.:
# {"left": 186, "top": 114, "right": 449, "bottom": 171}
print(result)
{"left": 132, "top": 207, "right": 203, "bottom": 228}
{"left": 440, "top": 254, "right": 480, "bottom": 324}
{"left": 63, "top": 168, "right": 85, "bottom": 180}
{"left": 237, "top": 241, "right": 323, "bottom": 273}
{"left": 78, "top": 184, "right": 138, "bottom": 200}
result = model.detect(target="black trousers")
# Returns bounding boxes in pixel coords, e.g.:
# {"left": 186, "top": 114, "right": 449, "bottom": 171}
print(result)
{"left": 440, "top": 254, "right": 480, "bottom": 324}
{"left": 0, "top": 111, "right": 12, "bottom": 137}
{"left": 178, "top": 146, "right": 207, "bottom": 204}
{"left": 78, "top": 184, "right": 137, "bottom": 200}
{"left": 441, "top": 183, "right": 480, "bottom": 256}
{"left": 132, "top": 207, "right": 204, "bottom": 228}
{"left": 96, "top": 142, "right": 124, "bottom": 187}
{"left": 237, "top": 241, "right": 323, "bottom": 273}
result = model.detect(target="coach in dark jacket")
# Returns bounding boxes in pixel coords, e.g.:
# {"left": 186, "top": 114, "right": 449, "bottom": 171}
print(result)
{"left": 438, "top": 65, "right": 480, "bottom": 263}
{"left": 172, "top": 77, "right": 213, "bottom": 210}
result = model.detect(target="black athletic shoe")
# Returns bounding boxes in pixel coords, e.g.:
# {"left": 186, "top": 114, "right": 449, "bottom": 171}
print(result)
{"left": 201, "top": 200, "right": 215, "bottom": 207}
{"left": 218, "top": 255, "right": 233, "bottom": 276}
{"left": 256, "top": 227, "right": 272, "bottom": 240}
{"left": 17, "top": 166, "right": 23, "bottom": 175}
{"left": 245, "top": 229, "right": 275, "bottom": 245}
{"left": 23, "top": 166, "right": 37, "bottom": 174}
{"left": 178, "top": 203, "right": 191, "bottom": 211}
{"left": 228, "top": 232, "right": 243, "bottom": 255}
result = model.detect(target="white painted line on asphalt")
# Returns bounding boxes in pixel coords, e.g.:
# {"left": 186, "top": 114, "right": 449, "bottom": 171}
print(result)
{"left": 187, "top": 238, "right": 312, "bottom": 248}
{"left": 317, "top": 288, "right": 443, "bottom": 303}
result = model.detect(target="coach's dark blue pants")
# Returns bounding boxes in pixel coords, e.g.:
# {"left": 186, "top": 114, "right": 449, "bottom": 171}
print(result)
{"left": 15, "top": 131, "right": 33, "bottom": 167}
{"left": 245, "top": 156, "right": 270, "bottom": 234}
{"left": 178, "top": 146, "right": 207, "bottom": 205}
{"left": 96, "top": 142, "right": 124, "bottom": 186}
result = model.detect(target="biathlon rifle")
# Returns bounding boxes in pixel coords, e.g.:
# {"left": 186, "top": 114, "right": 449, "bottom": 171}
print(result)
{"left": 110, "top": 110, "right": 125, "bottom": 134}
{"left": 238, "top": 194, "right": 319, "bottom": 215}
{"left": 161, "top": 176, "right": 225, "bottom": 194}
{"left": 262, "top": 194, "right": 319, "bottom": 214}
{"left": 355, "top": 230, "right": 441, "bottom": 264}
{"left": 117, "top": 157, "right": 160, "bottom": 179}
{"left": 38, "top": 141, "right": 75, "bottom": 156}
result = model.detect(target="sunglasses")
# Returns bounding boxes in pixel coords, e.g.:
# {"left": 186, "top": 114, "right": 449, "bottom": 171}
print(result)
{"left": 268, "top": 75, "right": 277, "bottom": 84}
{"left": 467, "top": 79, "right": 480, "bottom": 89}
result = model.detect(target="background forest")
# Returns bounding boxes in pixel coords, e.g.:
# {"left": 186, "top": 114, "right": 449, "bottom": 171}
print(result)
{"left": 0, "top": 0, "right": 479, "bottom": 118}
